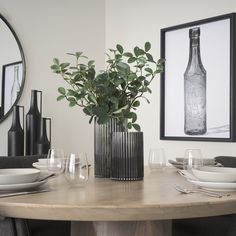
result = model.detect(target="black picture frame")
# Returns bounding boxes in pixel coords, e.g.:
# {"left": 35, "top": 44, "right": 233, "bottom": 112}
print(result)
{"left": 160, "top": 13, "right": 236, "bottom": 142}
{"left": 1, "top": 61, "right": 23, "bottom": 117}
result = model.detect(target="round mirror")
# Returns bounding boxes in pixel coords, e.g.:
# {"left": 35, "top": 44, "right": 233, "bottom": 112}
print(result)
{"left": 0, "top": 14, "right": 25, "bottom": 123}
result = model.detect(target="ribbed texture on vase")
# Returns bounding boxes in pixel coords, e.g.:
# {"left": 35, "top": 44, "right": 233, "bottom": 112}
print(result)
{"left": 111, "top": 132, "right": 144, "bottom": 181}
{"left": 94, "top": 118, "right": 124, "bottom": 178}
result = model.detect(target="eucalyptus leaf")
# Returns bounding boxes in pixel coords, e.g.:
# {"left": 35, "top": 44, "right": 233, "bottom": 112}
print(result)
{"left": 123, "top": 52, "right": 133, "bottom": 57}
{"left": 50, "top": 65, "right": 60, "bottom": 70}
{"left": 132, "top": 123, "right": 141, "bottom": 131}
{"left": 146, "top": 53, "right": 154, "bottom": 62}
{"left": 127, "top": 122, "right": 132, "bottom": 129}
{"left": 133, "top": 100, "right": 140, "bottom": 107}
{"left": 127, "top": 57, "right": 136, "bottom": 63}
{"left": 69, "top": 100, "right": 77, "bottom": 107}
{"left": 116, "top": 44, "right": 124, "bottom": 54}
{"left": 158, "top": 58, "right": 165, "bottom": 64}
{"left": 145, "top": 68, "right": 153, "bottom": 74}
{"left": 58, "top": 87, "right": 66, "bottom": 95}
{"left": 57, "top": 95, "right": 65, "bottom": 101}
{"left": 144, "top": 42, "right": 151, "bottom": 52}
{"left": 53, "top": 58, "right": 60, "bottom": 65}
{"left": 60, "top": 63, "right": 70, "bottom": 69}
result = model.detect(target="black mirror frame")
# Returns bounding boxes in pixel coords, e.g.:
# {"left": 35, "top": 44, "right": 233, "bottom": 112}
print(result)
{"left": 0, "top": 13, "right": 26, "bottom": 123}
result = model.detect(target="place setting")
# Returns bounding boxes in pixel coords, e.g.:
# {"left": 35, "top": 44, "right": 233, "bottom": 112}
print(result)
{"left": 175, "top": 149, "right": 236, "bottom": 197}
{"left": 0, "top": 149, "right": 65, "bottom": 198}
{"left": 0, "top": 167, "right": 51, "bottom": 198}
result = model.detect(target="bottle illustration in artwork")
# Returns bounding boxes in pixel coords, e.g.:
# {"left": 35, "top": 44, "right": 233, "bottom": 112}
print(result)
{"left": 184, "top": 27, "right": 207, "bottom": 135}
{"left": 10, "top": 65, "right": 21, "bottom": 106}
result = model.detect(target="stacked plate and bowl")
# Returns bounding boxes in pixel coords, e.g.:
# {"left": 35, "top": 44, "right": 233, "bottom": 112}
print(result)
{"left": 0, "top": 168, "right": 47, "bottom": 191}
{"left": 188, "top": 166, "right": 236, "bottom": 191}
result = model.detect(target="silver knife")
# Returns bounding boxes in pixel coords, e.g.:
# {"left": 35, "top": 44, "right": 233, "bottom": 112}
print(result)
{"left": 0, "top": 189, "right": 50, "bottom": 198}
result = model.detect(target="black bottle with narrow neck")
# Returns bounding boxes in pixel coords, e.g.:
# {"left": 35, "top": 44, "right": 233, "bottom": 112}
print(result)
{"left": 36, "top": 117, "right": 51, "bottom": 155}
{"left": 8, "top": 105, "right": 24, "bottom": 156}
{"left": 26, "top": 90, "right": 42, "bottom": 155}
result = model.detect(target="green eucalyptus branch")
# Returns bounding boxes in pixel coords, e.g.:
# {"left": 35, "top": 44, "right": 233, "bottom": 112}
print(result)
{"left": 51, "top": 42, "right": 164, "bottom": 131}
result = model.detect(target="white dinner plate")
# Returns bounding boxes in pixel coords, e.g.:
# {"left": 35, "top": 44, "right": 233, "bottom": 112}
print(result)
{"left": 188, "top": 179, "right": 236, "bottom": 191}
{"left": 0, "top": 168, "right": 40, "bottom": 185}
{"left": 0, "top": 180, "right": 47, "bottom": 192}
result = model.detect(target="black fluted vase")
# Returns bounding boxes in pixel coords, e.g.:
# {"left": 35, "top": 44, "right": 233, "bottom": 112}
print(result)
{"left": 36, "top": 117, "right": 51, "bottom": 155}
{"left": 26, "top": 90, "right": 42, "bottom": 155}
{"left": 111, "top": 132, "right": 144, "bottom": 181}
{"left": 8, "top": 105, "right": 24, "bottom": 156}
{"left": 94, "top": 118, "right": 125, "bottom": 178}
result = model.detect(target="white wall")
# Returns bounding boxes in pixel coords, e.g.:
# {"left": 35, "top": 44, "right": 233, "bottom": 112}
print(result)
{"left": 0, "top": 0, "right": 105, "bottom": 162}
{"left": 1, "top": 0, "right": 236, "bottom": 165}
{"left": 106, "top": 0, "right": 236, "bottom": 164}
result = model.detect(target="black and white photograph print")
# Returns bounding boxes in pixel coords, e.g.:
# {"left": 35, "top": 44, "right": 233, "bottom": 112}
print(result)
{"left": 160, "top": 13, "right": 236, "bottom": 142}
{"left": 1, "top": 61, "right": 23, "bottom": 115}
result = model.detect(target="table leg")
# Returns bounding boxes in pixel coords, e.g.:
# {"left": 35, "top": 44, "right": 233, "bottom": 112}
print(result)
{"left": 71, "top": 220, "right": 172, "bottom": 236}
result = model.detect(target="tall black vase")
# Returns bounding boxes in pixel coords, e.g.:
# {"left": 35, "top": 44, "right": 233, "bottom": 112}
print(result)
{"left": 94, "top": 118, "right": 125, "bottom": 178}
{"left": 26, "top": 90, "right": 42, "bottom": 155}
{"left": 8, "top": 105, "right": 24, "bottom": 156}
{"left": 36, "top": 117, "right": 51, "bottom": 155}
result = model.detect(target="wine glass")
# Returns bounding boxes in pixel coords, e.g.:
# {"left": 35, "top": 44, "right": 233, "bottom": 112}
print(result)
{"left": 47, "top": 148, "right": 65, "bottom": 174}
{"left": 148, "top": 148, "right": 166, "bottom": 171}
{"left": 183, "top": 149, "right": 203, "bottom": 171}
{"left": 64, "top": 153, "right": 89, "bottom": 186}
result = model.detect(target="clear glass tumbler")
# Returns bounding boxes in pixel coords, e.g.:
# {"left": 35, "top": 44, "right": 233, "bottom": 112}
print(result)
{"left": 47, "top": 148, "right": 65, "bottom": 174}
{"left": 64, "top": 153, "right": 89, "bottom": 186}
{"left": 148, "top": 148, "right": 166, "bottom": 171}
{"left": 183, "top": 149, "right": 203, "bottom": 171}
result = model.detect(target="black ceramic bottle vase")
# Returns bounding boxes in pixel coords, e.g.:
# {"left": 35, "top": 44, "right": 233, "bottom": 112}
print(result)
{"left": 8, "top": 105, "right": 24, "bottom": 156}
{"left": 36, "top": 117, "right": 51, "bottom": 155}
{"left": 26, "top": 90, "right": 42, "bottom": 155}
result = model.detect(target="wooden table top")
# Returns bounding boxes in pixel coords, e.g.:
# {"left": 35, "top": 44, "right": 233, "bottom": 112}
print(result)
{"left": 0, "top": 168, "right": 236, "bottom": 221}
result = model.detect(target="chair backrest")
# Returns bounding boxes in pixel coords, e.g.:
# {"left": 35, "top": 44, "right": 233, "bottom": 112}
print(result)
{"left": 0, "top": 155, "right": 46, "bottom": 169}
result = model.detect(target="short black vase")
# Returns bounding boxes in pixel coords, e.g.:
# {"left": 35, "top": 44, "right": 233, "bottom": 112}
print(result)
{"left": 111, "top": 132, "right": 144, "bottom": 181}
{"left": 94, "top": 118, "right": 125, "bottom": 178}
{"left": 36, "top": 117, "right": 51, "bottom": 155}
{"left": 8, "top": 105, "right": 24, "bottom": 156}
{"left": 26, "top": 90, "right": 42, "bottom": 155}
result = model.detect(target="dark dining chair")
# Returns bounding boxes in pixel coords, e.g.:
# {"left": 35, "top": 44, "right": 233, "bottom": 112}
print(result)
{"left": 0, "top": 155, "right": 70, "bottom": 236}
{"left": 173, "top": 215, "right": 236, "bottom": 236}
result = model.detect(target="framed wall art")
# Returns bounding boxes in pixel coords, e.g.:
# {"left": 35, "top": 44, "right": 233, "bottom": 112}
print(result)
{"left": 160, "top": 13, "right": 236, "bottom": 142}
{"left": 1, "top": 61, "right": 23, "bottom": 116}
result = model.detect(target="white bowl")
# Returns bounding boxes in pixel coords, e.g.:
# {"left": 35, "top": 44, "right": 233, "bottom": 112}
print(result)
{"left": 38, "top": 158, "right": 48, "bottom": 165}
{"left": 0, "top": 168, "right": 40, "bottom": 185}
{"left": 192, "top": 166, "right": 236, "bottom": 183}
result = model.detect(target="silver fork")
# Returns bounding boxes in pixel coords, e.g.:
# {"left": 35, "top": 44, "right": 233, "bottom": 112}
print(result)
{"left": 174, "top": 185, "right": 230, "bottom": 198}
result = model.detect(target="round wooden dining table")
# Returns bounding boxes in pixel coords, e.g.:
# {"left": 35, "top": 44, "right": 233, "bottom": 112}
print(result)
{"left": 0, "top": 168, "right": 236, "bottom": 236}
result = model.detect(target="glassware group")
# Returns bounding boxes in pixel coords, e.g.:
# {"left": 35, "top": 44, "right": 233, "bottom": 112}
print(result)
{"left": 46, "top": 148, "right": 89, "bottom": 186}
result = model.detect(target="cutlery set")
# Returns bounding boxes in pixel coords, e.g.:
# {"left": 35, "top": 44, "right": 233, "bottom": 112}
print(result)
{"left": 174, "top": 185, "right": 230, "bottom": 198}
{"left": 0, "top": 189, "right": 50, "bottom": 198}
